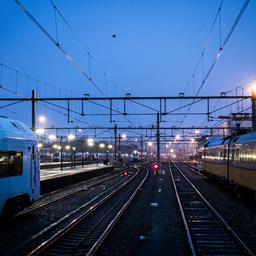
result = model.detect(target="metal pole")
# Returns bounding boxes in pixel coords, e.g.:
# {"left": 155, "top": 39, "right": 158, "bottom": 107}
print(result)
{"left": 252, "top": 92, "right": 256, "bottom": 131}
{"left": 140, "top": 136, "right": 143, "bottom": 164}
{"left": 118, "top": 133, "right": 121, "bottom": 153}
{"left": 97, "top": 144, "right": 99, "bottom": 166}
{"left": 73, "top": 147, "right": 76, "bottom": 169}
{"left": 156, "top": 112, "right": 160, "bottom": 165}
{"left": 60, "top": 137, "right": 63, "bottom": 170}
{"left": 114, "top": 124, "right": 117, "bottom": 166}
{"left": 81, "top": 141, "right": 84, "bottom": 168}
{"left": 32, "top": 90, "right": 36, "bottom": 131}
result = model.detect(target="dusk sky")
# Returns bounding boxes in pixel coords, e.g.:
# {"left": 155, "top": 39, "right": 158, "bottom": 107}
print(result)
{"left": 0, "top": 0, "right": 255, "bottom": 137}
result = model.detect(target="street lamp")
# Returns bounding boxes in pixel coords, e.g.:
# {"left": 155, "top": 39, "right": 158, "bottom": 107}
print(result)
{"left": 38, "top": 115, "right": 46, "bottom": 124}
{"left": 121, "top": 133, "right": 127, "bottom": 141}
{"left": 53, "top": 144, "right": 58, "bottom": 149}
{"left": 87, "top": 138, "right": 94, "bottom": 162}
{"left": 195, "top": 129, "right": 200, "bottom": 135}
{"left": 87, "top": 138, "right": 94, "bottom": 146}
{"left": 35, "top": 128, "right": 44, "bottom": 135}
{"left": 67, "top": 134, "right": 75, "bottom": 141}
{"left": 147, "top": 141, "right": 153, "bottom": 147}
{"left": 48, "top": 134, "right": 56, "bottom": 140}
{"left": 99, "top": 143, "right": 105, "bottom": 149}
{"left": 97, "top": 143, "right": 105, "bottom": 166}
{"left": 38, "top": 143, "right": 43, "bottom": 148}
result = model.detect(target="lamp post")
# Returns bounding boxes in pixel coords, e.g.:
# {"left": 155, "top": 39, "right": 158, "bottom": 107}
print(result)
{"left": 67, "top": 134, "right": 76, "bottom": 168}
{"left": 87, "top": 138, "right": 94, "bottom": 163}
{"left": 98, "top": 143, "right": 105, "bottom": 166}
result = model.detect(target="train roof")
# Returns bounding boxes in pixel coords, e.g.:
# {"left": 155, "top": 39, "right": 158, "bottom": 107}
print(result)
{"left": 0, "top": 116, "right": 36, "bottom": 141}
{"left": 230, "top": 131, "right": 256, "bottom": 144}
{"left": 204, "top": 131, "right": 256, "bottom": 148}
{"left": 204, "top": 136, "right": 225, "bottom": 148}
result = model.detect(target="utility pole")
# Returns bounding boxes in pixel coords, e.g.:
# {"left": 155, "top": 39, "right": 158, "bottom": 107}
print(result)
{"left": 156, "top": 112, "right": 160, "bottom": 165}
{"left": 118, "top": 133, "right": 121, "bottom": 155}
{"left": 60, "top": 137, "right": 63, "bottom": 170}
{"left": 140, "top": 136, "right": 143, "bottom": 164}
{"left": 32, "top": 90, "right": 36, "bottom": 131}
{"left": 252, "top": 90, "right": 256, "bottom": 131}
{"left": 114, "top": 124, "right": 117, "bottom": 166}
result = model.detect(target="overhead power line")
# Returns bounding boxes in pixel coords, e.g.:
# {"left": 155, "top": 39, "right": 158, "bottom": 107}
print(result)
{"left": 179, "top": 0, "right": 250, "bottom": 125}
{"left": 14, "top": 0, "right": 105, "bottom": 96}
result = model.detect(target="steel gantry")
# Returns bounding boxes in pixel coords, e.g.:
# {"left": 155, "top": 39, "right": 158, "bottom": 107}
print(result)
{"left": 1, "top": 90, "right": 255, "bottom": 166}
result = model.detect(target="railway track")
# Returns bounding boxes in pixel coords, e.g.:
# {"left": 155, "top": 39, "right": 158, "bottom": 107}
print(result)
{"left": 8, "top": 167, "right": 148, "bottom": 256}
{"left": 178, "top": 162, "right": 207, "bottom": 179}
{"left": 16, "top": 167, "right": 133, "bottom": 218}
{"left": 169, "top": 162, "right": 255, "bottom": 256}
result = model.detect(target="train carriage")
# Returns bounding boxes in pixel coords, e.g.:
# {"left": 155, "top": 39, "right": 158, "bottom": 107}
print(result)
{"left": 0, "top": 117, "right": 40, "bottom": 216}
{"left": 202, "top": 132, "right": 256, "bottom": 195}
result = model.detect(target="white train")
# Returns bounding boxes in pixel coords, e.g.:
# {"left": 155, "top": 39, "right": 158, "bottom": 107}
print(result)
{"left": 0, "top": 117, "right": 40, "bottom": 217}
{"left": 131, "top": 151, "right": 140, "bottom": 162}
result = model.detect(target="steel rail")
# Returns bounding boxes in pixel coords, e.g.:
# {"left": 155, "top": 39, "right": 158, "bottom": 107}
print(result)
{"left": 170, "top": 161, "right": 255, "bottom": 256}
{"left": 16, "top": 169, "right": 129, "bottom": 218}
{"left": 169, "top": 163, "right": 196, "bottom": 256}
{"left": 86, "top": 167, "right": 149, "bottom": 256}
{"left": 7, "top": 168, "right": 139, "bottom": 256}
{"left": 26, "top": 168, "right": 141, "bottom": 255}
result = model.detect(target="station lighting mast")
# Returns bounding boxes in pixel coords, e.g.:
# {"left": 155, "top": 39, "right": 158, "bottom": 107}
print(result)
{"left": 251, "top": 88, "right": 256, "bottom": 131}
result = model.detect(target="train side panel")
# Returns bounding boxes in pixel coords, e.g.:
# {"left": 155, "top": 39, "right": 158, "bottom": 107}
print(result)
{"left": 0, "top": 117, "right": 40, "bottom": 216}
{"left": 229, "top": 166, "right": 256, "bottom": 191}
{"left": 202, "top": 161, "right": 227, "bottom": 179}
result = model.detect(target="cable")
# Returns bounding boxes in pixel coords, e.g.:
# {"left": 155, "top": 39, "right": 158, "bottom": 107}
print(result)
{"left": 14, "top": 0, "right": 105, "bottom": 95}
{"left": 179, "top": 0, "right": 250, "bottom": 125}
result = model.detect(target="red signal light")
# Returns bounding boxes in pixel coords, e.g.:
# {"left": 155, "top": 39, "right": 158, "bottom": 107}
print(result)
{"left": 124, "top": 171, "right": 128, "bottom": 176}
{"left": 153, "top": 163, "right": 159, "bottom": 170}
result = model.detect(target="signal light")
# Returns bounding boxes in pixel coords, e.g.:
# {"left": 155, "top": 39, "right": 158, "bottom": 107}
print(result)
{"left": 124, "top": 171, "right": 128, "bottom": 176}
{"left": 152, "top": 162, "right": 159, "bottom": 170}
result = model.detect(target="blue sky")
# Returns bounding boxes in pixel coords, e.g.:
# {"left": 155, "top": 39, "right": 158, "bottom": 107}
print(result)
{"left": 0, "top": 0, "right": 255, "bottom": 133}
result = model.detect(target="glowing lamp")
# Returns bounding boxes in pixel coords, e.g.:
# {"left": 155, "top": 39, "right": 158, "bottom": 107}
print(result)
{"left": 152, "top": 162, "right": 159, "bottom": 170}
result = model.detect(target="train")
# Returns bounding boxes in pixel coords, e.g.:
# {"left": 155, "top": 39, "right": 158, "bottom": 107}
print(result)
{"left": 0, "top": 116, "right": 40, "bottom": 217}
{"left": 202, "top": 131, "right": 256, "bottom": 196}
{"left": 131, "top": 151, "right": 140, "bottom": 162}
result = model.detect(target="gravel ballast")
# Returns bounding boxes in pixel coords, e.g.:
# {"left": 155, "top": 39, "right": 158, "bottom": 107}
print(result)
{"left": 97, "top": 163, "right": 190, "bottom": 256}
{"left": 176, "top": 162, "right": 256, "bottom": 254}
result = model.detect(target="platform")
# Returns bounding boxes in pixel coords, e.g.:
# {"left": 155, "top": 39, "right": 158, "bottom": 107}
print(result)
{"left": 40, "top": 163, "right": 109, "bottom": 181}
{"left": 40, "top": 164, "right": 114, "bottom": 194}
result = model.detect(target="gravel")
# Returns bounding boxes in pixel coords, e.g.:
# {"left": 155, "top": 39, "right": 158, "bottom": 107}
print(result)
{"left": 97, "top": 163, "right": 190, "bottom": 256}
{"left": 0, "top": 171, "right": 131, "bottom": 255}
{"left": 178, "top": 163, "right": 256, "bottom": 254}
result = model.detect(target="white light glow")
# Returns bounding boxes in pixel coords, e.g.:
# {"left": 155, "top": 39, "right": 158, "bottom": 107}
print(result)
{"left": 37, "top": 143, "right": 43, "bottom": 148}
{"left": 67, "top": 134, "right": 75, "bottom": 140}
{"left": 35, "top": 128, "right": 44, "bottom": 135}
{"left": 48, "top": 134, "right": 56, "bottom": 140}
{"left": 38, "top": 115, "right": 46, "bottom": 123}
{"left": 99, "top": 143, "right": 105, "bottom": 148}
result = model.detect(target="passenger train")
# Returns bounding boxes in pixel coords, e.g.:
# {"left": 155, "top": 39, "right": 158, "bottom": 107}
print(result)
{"left": 202, "top": 131, "right": 256, "bottom": 195}
{"left": 131, "top": 151, "right": 140, "bottom": 162}
{"left": 0, "top": 117, "right": 40, "bottom": 217}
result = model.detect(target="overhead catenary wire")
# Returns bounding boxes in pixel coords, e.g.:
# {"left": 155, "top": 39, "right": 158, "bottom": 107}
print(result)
{"left": 14, "top": 0, "right": 105, "bottom": 96}
{"left": 179, "top": 0, "right": 250, "bottom": 126}
{"left": 48, "top": 0, "right": 138, "bottom": 127}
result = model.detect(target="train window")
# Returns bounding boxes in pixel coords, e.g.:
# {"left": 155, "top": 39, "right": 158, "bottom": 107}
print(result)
{"left": 0, "top": 151, "right": 23, "bottom": 178}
